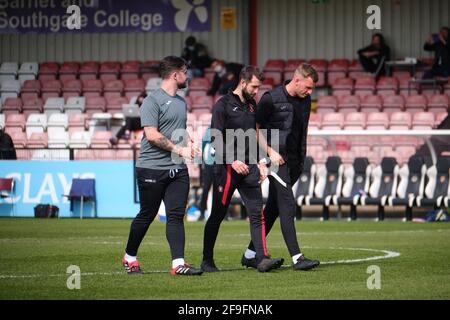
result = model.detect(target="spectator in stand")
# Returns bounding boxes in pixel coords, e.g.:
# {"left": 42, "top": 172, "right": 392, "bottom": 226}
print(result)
{"left": 357, "top": 33, "right": 391, "bottom": 77}
{"left": 207, "top": 60, "right": 243, "bottom": 96}
{"left": 423, "top": 26, "right": 450, "bottom": 79}
{"left": 181, "top": 36, "right": 212, "bottom": 78}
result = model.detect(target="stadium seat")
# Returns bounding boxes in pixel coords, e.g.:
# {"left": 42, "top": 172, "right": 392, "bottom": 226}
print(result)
{"left": 69, "top": 131, "right": 91, "bottom": 148}
{"left": 124, "top": 78, "right": 145, "bottom": 100}
{"left": 48, "top": 130, "right": 69, "bottom": 149}
{"left": 20, "top": 79, "right": 41, "bottom": 100}
{"left": 9, "top": 131, "right": 27, "bottom": 148}
{"left": 79, "top": 61, "right": 99, "bottom": 81}
{"left": 295, "top": 157, "right": 316, "bottom": 217}
{"left": 389, "top": 112, "right": 412, "bottom": 130}
{"left": 41, "top": 80, "right": 62, "bottom": 101}
{"left": 65, "top": 97, "right": 86, "bottom": 115}
{"left": 22, "top": 97, "right": 44, "bottom": 117}
{"left": 82, "top": 79, "right": 103, "bottom": 98}
{"left": 192, "top": 95, "right": 214, "bottom": 111}
{"left": 18, "top": 62, "right": 39, "bottom": 85}
{"left": 62, "top": 79, "right": 82, "bottom": 100}
{"left": 68, "top": 113, "right": 89, "bottom": 134}
{"left": 398, "top": 76, "right": 419, "bottom": 97}
{"left": 412, "top": 112, "right": 435, "bottom": 130}
{"left": 308, "top": 113, "right": 321, "bottom": 131}
{"left": 43, "top": 97, "right": 65, "bottom": 115}
{"left": 337, "top": 95, "right": 360, "bottom": 114}
{"left": 307, "top": 157, "right": 344, "bottom": 220}
{"left": 106, "top": 96, "right": 129, "bottom": 114}
{"left": 387, "top": 156, "right": 426, "bottom": 220}
{"left": 366, "top": 112, "right": 389, "bottom": 130}
{"left": 354, "top": 76, "right": 376, "bottom": 98}
{"left": 328, "top": 59, "right": 349, "bottom": 86}
{"left": 121, "top": 60, "right": 141, "bottom": 80}
{"left": 360, "top": 94, "right": 383, "bottom": 113}
{"left": 435, "top": 112, "right": 448, "bottom": 127}
{"left": 382, "top": 95, "right": 405, "bottom": 114}
{"left": 99, "top": 61, "right": 121, "bottom": 81}
{"left": 416, "top": 157, "right": 450, "bottom": 209}
{"left": 26, "top": 113, "right": 47, "bottom": 138}
{"left": 320, "top": 113, "right": 345, "bottom": 130}
{"left": 116, "top": 149, "right": 134, "bottom": 160}
{"left": 90, "top": 130, "right": 113, "bottom": 148}
{"left": 427, "top": 94, "right": 449, "bottom": 114}
{"left": 103, "top": 79, "right": 124, "bottom": 99}
{"left": 59, "top": 62, "right": 80, "bottom": 82}
{"left": 348, "top": 59, "right": 366, "bottom": 79}
{"left": 336, "top": 157, "right": 371, "bottom": 220}
{"left": 360, "top": 157, "right": 400, "bottom": 220}
{"left": 332, "top": 78, "right": 354, "bottom": 96}
{"left": 86, "top": 96, "right": 107, "bottom": 115}
{"left": 405, "top": 95, "right": 427, "bottom": 113}
{"left": 1, "top": 80, "right": 21, "bottom": 104}
{"left": 1, "top": 97, "right": 22, "bottom": 115}
{"left": 48, "top": 113, "right": 68, "bottom": 130}
{"left": 38, "top": 62, "right": 59, "bottom": 81}
{"left": 344, "top": 112, "right": 366, "bottom": 130}
{"left": 27, "top": 132, "right": 48, "bottom": 148}
{"left": 376, "top": 77, "right": 398, "bottom": 97}
{"left": 316, "top": 95, "right": 338, "bottom": 114}
{"left": 5, "top": 114, "right": 26, "bottom": 131}
{"left": 0, "top": 62, "right": 19, "bottom": 82}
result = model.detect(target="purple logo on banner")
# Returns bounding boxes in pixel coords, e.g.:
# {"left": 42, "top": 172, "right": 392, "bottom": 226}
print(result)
{"left": 0, "top": 0, "right": 212, "bottom": 34}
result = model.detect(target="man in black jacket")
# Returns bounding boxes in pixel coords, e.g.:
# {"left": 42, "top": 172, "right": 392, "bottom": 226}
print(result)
{"left": 358, "top": 33, "right": 391, "bottom": 77}
{"left": 201, "top": 66, "right": 283, "bottom": 273}
{"left": 423, "top": 27, "right": 450, "bottom": 79}
{"left": 242, "top": 64, "right": 320, "bottom": 271}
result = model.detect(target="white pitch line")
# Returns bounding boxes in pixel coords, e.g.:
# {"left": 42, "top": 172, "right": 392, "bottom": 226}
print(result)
{"left": 0, "top": 247, "right": 400, "bottom": 279}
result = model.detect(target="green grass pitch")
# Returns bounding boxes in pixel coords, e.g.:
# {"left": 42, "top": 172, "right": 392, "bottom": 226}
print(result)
{"left": 0, "top": 218, "right": 449, "bottom": 300}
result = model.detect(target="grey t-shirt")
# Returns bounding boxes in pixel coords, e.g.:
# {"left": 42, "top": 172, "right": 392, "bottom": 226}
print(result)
{"left": 136, "top": 88, "right": 188, "bottom": 170}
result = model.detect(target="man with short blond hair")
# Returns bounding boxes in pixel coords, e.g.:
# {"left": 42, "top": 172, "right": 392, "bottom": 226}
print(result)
{"left": 243, "top": 63, "right": 321, "bottom": 271}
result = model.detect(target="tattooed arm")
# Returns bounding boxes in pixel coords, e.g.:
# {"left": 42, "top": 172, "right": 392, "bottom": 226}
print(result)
{"left": 144, "top": 126, "right": 193, "bottom": 160}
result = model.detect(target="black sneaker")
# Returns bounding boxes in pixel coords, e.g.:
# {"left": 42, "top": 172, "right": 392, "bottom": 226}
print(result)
{"left": 293, "top": 256, "right": 320, "bottom": 271}
{"left": 241, "top": 254, "right": 284, "bottom": 270}
{"left": 171, "top": 263, "right": 203, "bottom": 276}
{"left": 256, "top": 257, "right": 285, "bottom": 273}
{"left": 200, "top": 260, "right": 219, "bottom": 272}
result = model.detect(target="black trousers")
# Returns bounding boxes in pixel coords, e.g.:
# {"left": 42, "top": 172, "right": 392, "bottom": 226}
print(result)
{"left": 199, "top": 164, "right": 214, "bottom": 217}
{"left": 248, "top": 162, "right": 302, "bottom": 257}
{"left": 202, "top": 164, "right": 268, "bottom": 262}
{"left": 125, "top": 167, "right": 190, "bottom": 260}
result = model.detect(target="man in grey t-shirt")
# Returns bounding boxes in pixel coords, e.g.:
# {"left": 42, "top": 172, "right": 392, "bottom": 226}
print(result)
{"left": 122, "top": 56, "right": 203, "bottom": 276}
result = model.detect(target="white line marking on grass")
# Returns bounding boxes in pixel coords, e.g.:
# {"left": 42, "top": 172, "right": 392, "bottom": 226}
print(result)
{"left": 0, "top": 247, "right": 400, "bottom": 279}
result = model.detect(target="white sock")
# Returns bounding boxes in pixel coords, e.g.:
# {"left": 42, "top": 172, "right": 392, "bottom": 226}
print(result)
{"left": 244, "top": 249, "right": 256, "bottom": 259}
{"left": 124, "top": 253, "right": 137, "bottom": 263}
{"left": 172, "top": 258, "right": 185, "bottom": 269}
{"left": 292, "top": 253, "right": 303, "bottom": 264}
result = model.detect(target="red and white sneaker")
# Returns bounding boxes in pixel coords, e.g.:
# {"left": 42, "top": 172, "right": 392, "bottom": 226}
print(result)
{"left": 170, "top": 263, "right": 203, "bottom": 276}
{"left": 122, "top": 256, "right": 143, "bottom": 274}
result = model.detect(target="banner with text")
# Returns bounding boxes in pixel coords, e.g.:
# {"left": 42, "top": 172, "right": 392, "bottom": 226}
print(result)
{"left": 0, "top": 0, "right": 212, "bottom": 34}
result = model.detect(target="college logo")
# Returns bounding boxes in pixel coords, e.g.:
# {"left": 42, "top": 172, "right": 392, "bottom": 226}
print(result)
{"left": 172, "top": 0, "right": 208, "bottom": 31}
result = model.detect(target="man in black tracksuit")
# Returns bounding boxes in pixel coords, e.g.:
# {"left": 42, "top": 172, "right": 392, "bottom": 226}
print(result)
{"left": 243, "top": 64, "right": 320, "bottom": 271}
{"left": 201, "top": 66, "right": 283, "bottom": 273}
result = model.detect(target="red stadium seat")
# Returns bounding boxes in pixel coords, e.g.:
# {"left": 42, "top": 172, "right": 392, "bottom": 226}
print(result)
{"left": 82, "top": 79, "right": 103, "bottom": 98}
{"left": 103, "top": 79, "right": 124, "bottom": 99}
{"left": 405, "top": 95, "right": 427, "bottom": 113}
{"left": 316, "top": 95, "right": 338, "bottom": 114}
{"left": 308, "top": 113, "right": 321, "bottom": 131}
{"left": 382, "top": 95, "right": 405, "bottom": 114}
{"left": 376, "top": 76, "right": 399, "bottom": 97}
{"left": 59, "top": 61, "right": 80, "bottom": 82}
{"left": 38, "top": 62, "right": 59, "bottom": 81}
{"left": 389, "top": 112, "right": 412, "bottom": 130}
{"left": 90, "top": 131, "right": 113, "bottom": 148}
{"left": 9, "top": 130, "right": 27, "bottom": 148}
{"left": 328, "top": 59, "right": 350, "bottom": 86}
{"left": 412, "top": 112, "right": 435, "bottom": 130}
{"left": 21, "top": 79, "right": 41, "bottom": 100}
{"left": 360, "top": 94, "right": 383, "bottom": 113}
{"left": 344, "top": 112, "right": 366, "bottom": 130}
{"left": 337, "top": 95, "right": 360, "bottom": 114}
{"left": 435, "top": 112, "right": 448, "bottom": 127}
{"left": 332, "top": 78, "right": 354, "bottom": 96}
{"left": 27, "top": 132, "right": 48, "bottom": 148}
{"left": 86, "top": 96, "right": 107, "bottom": 114}
{"left": 348, "top": 59, "right": 366, "bottom": 79}
{"left": 121, "top": 60, "right": 141, "bottom": 80}
{"left": 22, "top": 97, "right": 44, "bottom": 118}
{"left": 106, "top": 96, "right": 129, "bottom": 113}
{"left": 427, "top": 94, "right": 449, "bottom": 114}
{"left": 354, "top": 77, "right": 376, "bottom": 98}
{"left": 5, "top": 114, "right": 26, "bottom": 131}
{"left": 41, "top": 80, "right": 62, "bottom": 101}
{"left": 99, "top": 61, "right": 121, "bottom": 81}
{"left": 321, "top": 113, "right": 345, "bottom": 130}
{"left": 1, "top": 97, "right": 22, "bottom": 115}
{"left": 308, "top": 59, "right": 328, "bottom": 87}
{"left": 366, "top": 112, "right": 389, "bottom": 130}
{"left": 62, "top": 79, "right": 82, "bottom": 100}
{"left": 124, "top": 78, "right": 145, "bottom": 100}
{"left": 79, "top": 61, "right": 99, "bottom": 81}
